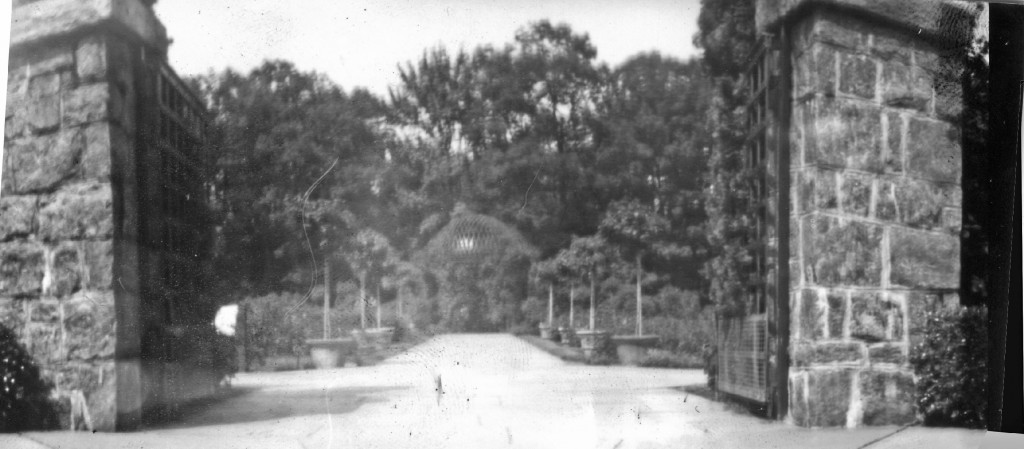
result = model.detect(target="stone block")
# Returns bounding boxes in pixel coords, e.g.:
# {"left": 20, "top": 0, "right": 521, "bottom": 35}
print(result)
{"left": 838, "top": 54, "right": 877, "bottom": 99}
{"left": 881, "top": 62, "right": 932, "bottom": 111}
{"left": 38, "top": 184, "right": 113, "bottom": 242}
{"left": 907, "top": 291, "right": 947, "bottom": 336}
{"left": 29, "top": 45, "right": 76, "bottom": 74}
{"left": 3, "top": 128, "right": 86, "bottom": 194}
{"left": 875, "top": 180, "right": 897, "bottom": 221}
{"left": 806, "top": 369, "right": 853, "bottom": 427}
{"left": 906, "top": 117, "right": 960, "bottom": 184}
{"left": 851, "top": 293, "right": 892, "bottom": 342}
{"left": 26, "top": 94, "right": 61, "bottom": 132}
{"left": 28, "top": 72, "right": 62, "bottom": 98}
{"left": 798, "top": 288, "right": 824, "bottom": 340}
{"left": 24, "top": 321, "right": 64, "bottom": 365}
{"left": 868, "top": 344, "right": 906, "bottom": 365}
{"left": 795, "top": 43, "right": 836, "bottom": 98}
{"left": 826, "top": 291, "right": 846, "bottom": 339}
{"left": 0, "top": 297, "right": 28, "bottom": 335}
{"left": 890, "top": 228, "right": 959, "bottom": 289}
{"left": 82, "top": 241, "right": 113, "bottom": 290}
{"left": 859, "top": 370, "right": 916, "bottom": 425}
{"left": 941, "top": 207, "right": 961, "bottom": 233}
{"left": 804, "top": 98, "right": 892, "bottom": 173}
{"left": 807, "top": 11, "right": 867, "bottom": 51}
{"left": 88, "top": 361, "right": 117, "bottom": 431}
{"left": 893, "top": 178, "right": 959, "bottom": 231}
{"left": 802, "top": 214, "right": 882, "bottom": 287}
{"left": 870, "top": 30, "right": 914, "bottom": 64}
{"left": 839, "top": 172, "right": 871, "bottom": 217}
{"left": 0, "top": 196, "right": 37, "bottom": 241}
{"left": 934, "top": 76, "right": 963, "bottom": 121}
{"left": 62, "top": 83, "right": 116, "bottom": 127}
{"left": 46, "top": 243, "right": 81, "bottom": 297}
{"left": 81, "top": 122, "right": 113, "bottom": 181}
{"left": 0, "top": 241, "right": 45, "bottom": 297}
{"left": 800, "top": 168, "right": 837, "bottom": 212}
{"left": 29, "top": 299, "right": 61, "bottom": 324}
{"left": 789, "top": 372, "right": 809, "bottom": 425}
{"left": 63, "top": 290, "right": 115, "bottom": 361}
{"left": 884, "top": 112, "right": 903, "bottom": 173}
{"left": 75, "top": 36, "right": 108, "bottom": 82}
{"left": 792, "top": 342, "right": 863, "bottom": 367}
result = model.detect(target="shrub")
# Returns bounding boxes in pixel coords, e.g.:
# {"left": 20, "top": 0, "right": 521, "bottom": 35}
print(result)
{"left": 910, "top": 305, "right": 987, "bottom": 428}
{"left": 1, "top": 324, "right": 59, "bottom": 432}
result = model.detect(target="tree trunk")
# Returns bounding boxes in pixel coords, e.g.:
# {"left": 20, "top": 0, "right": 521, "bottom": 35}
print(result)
{"left": 636, "top": 253, "right": 642, "bottom": 336}
{"left": 548, "top": 283, "right": 554, "bottom": 326}
{"left": 360, "top": 271, "right": 367, "bottom": 330}
{"left": 323, "top": 258, "right": 332, "bottom": 339}
{"left": 589, "top": 268, "right": 596, "bottom": 331}
{"left": 569, "top": 285, "right": 574, "bottom": 329}
{"left": 376, "top": 283, "right": 382, "bottom": 329}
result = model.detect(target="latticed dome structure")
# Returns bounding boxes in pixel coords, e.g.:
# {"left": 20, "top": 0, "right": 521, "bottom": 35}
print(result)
{"left": 423, "top": 207, "right": 537, "bottom": 264}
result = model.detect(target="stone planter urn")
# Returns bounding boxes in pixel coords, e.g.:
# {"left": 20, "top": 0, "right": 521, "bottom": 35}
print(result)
{"left": 538, "top": 323, "right": 560, "bottom": 341}
{"left": 351, "top": 327, "right": 395, "bottom": 351}
{"left": 576, "top": 329, "right": 611, "bottom": 359}
{"left": 610, "top": 335, "right": 660, "bottom": 366}
{"left": 558, "top": 327, "right": 579, "bottom": 347}
{"left": 307, "top": 338, "right": 357, "bottom": 369}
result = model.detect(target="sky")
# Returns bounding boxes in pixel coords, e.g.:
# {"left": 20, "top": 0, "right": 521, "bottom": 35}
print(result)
{"left": 153, "top": 0, "right": 704, "bottom": 97}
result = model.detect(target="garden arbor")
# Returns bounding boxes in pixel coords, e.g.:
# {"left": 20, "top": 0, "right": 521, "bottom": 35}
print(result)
{"left": 422, "top": 207, "right": 537, "bottom": 332}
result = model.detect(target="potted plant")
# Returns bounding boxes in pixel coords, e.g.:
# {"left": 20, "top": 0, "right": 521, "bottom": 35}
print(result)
{"left": 347, "top": 230, "right": 397, "bottom": 358}
{"left": 307, "top": 258, "right": 357, "bottom": 369}
{"left": 562, "top": 236, "right": 613, "bottom": 358}
{"left": 599, "top": 200, "right": 672, "bottom": 365}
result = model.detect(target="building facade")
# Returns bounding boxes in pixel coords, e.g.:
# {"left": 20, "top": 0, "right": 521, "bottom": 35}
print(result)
{"left": 715, "top": 0, "right": 974, "bottom": 427}
{"left": 2, "top": 0, "right": 216, "bottom": 430}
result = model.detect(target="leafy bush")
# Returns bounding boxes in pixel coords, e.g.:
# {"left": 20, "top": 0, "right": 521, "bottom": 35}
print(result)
{"left": 910, "top": 305, "right": 987, "bottom": 428}
{"left": 1, "top": 324, "right": 59, "bottom": 432}
{"left": 639, "top": 349, "right": 702, "bottom": 368}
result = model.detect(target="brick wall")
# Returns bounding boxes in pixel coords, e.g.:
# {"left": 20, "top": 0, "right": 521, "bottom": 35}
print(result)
{"left": 3, "top": 31, "right": 137, "bottom": 430}
{"left": 786, "top": 9, "right": 964, "bottom": 427}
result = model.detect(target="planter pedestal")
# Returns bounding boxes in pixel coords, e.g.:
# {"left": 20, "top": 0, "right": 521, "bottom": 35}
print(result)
{"left": 351, "top": 327, "right": 395, "bottom": 350}
{"left": 576, "top": 330, "right": 611, "bottom": 359}
{"left": 307, "top": 338, "right": 357, "bottom": 369}
{"left": 611, "top": 335, "right": 660, "bottom": 366}
{"left": 558, "top": 327, "right": 579, "bottom": 347}
{"left": 538, "top": 324, "right": 560, "bottom": 341}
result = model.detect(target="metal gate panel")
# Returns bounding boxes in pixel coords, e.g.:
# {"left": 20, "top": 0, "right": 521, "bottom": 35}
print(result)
{"left": 718, "top": 314, "right": 769, "bottom": 402}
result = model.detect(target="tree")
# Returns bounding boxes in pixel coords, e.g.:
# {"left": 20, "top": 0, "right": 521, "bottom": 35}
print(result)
{"left": 561, "top": 235, "right": 612, "bottom": 331}
{"left": 598, "top": 199, "right": 673, "bottom": 336}
{"left": 345, "top": 229, "right": 394, "bottom": 329}
{"left": 192, "top": 61, "right": 389, "bottom": 300}
{"left": 696, "top": 0, "right": 758, "bottom": 317}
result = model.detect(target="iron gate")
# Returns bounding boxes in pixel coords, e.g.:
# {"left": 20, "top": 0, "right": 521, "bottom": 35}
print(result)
{"left": 716, "top": 29, "right": 791, "bottom": 417}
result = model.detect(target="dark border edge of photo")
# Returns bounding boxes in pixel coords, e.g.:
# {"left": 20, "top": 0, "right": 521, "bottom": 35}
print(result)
{"left": 985, "top": 0, "right": 1024, "bottom": 445}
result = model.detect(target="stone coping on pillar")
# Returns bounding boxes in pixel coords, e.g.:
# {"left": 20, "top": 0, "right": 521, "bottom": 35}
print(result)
{"left": 11, "top": 0, "right": 168, "bottom": 52}
{"left": 755, "top": 0, "right": 977, "bottom": 44}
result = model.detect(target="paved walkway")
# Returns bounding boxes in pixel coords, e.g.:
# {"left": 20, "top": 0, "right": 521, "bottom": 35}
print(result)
{"left": 4, "top": 334, "right": 987, "bottom": 448}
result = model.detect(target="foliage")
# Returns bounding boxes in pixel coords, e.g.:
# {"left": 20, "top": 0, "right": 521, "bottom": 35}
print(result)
{"left": 191, "top": 61, "right": 389, "bottom": 300}
{"left": 165, "top": 324, "right": 237, "bottom": 387}
{"left": 910, "top": 305, "right": 988, "bottom": 428}
{"left": 242, "top": 292, "right": 362, "bottom": 367}
{"left": 697, "top": 0, "right": 758, "bottom": 318}
{"left": 1, "top": 324, "right": 59, "bottom": 432}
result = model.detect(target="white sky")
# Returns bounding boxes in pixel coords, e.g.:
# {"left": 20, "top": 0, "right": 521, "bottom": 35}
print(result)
{"left": 153, "top": 0, "right": 704, "bottom": 96}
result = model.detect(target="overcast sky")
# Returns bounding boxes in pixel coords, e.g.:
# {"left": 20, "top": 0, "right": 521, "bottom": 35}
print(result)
{"left": 153, "top": 0, "right": 704, "bottom": 96}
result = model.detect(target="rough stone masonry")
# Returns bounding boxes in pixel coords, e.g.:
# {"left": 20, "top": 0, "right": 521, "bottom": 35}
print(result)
{"left": 757, "top": 0, "right": 975, "bottom": 427}
{"left": 3, "top": 0, "right": 213, "bottom": 431}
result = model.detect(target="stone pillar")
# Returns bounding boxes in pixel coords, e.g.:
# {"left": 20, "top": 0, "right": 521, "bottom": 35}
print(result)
{"left": 3, "top": 0, "right": 168, "bottom": 431}
{"left": 756, "top": 0, "right": 976, "bottom": 427}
